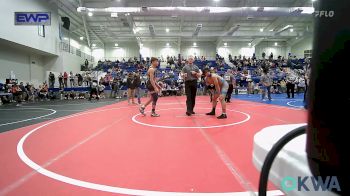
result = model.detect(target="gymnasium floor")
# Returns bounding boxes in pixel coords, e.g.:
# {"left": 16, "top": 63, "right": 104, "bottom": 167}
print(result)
{"left": 0, "top": 95, "right": 307, "bottom": 196}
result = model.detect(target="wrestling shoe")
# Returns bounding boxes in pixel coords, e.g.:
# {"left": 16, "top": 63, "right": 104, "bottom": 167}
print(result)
{"left": 206, "top": 111, "right": 215, "bottom": 115}
{"left": 217, "top": 114, "right": 227, "bottom": 119}
{"left": 139, "top": 105, "right": 146, "bottom": 116}
{"left": 151, "top": 112, "right": 160, "bottom": 117}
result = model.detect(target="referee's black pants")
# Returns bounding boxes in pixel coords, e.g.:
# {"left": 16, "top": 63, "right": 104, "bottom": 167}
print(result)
{"left": 286, "top": 83, "right": 295, "bottom": 98}
{"left": 185, "top": 80, "right": 197, "bottom": 113}
{"left": 225, "top": 84, "right": 234, "bottom": 102}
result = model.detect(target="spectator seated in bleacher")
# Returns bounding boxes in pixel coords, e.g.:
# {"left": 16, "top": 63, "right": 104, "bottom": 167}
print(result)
{"left": 38, "top": 83, "right": 49, "bottom": 101}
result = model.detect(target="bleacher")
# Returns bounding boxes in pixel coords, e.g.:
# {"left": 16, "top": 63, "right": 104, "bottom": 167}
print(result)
{"left": 93, "top": 58, "right": 307, "bottom": 86}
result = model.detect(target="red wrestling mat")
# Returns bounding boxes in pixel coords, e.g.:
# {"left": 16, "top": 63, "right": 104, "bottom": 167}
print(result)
{"left": 0, "top": 96, "right": 307, "bottom": 196}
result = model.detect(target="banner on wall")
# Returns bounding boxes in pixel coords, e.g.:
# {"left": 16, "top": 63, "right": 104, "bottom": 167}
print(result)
{"left": 14, "top": 12, "right": 51, "bottom": 25}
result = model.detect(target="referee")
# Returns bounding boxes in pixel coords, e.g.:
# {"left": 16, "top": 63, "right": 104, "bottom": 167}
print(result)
{"left": 181, "top": 55, "right": 202, "bottom": 116}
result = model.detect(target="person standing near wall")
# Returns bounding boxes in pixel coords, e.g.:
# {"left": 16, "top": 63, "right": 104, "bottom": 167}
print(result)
{"left": 110, "top": 77, "right": 119, "bottom": 98}
{"left": 260, "top": 68, "right": 272, "bottom": 101}
{"left": 181, "top": 55, "right": 202, "bottom": 116}
{"left": 69, "top": 71, "right": 74, "bottom": 87}
{"left": 58, "top": 73, "right": 63, "bottom": 89}
{"left": 48, "top": 72, "right": 55, "bottom": 88}
{"left": 126, "top": 73, "right": 136, "bottom": 105}
{"left": 63, "top": 71, "right": 68, "bottom": 88}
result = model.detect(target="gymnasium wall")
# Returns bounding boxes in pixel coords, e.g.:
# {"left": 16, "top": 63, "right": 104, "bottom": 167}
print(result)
{"left": 92, "top": 49, "right": 105, "bottom": 62}
{"left": 43, "top": 52, "right": 85, "bottom": 74}
{"left": 291, "top": 36, "right": 313, "bottom": 58}
{"left": 217, "top": 42, "right": 255, "bottom": 60}
{"left": 0, "top": 43, "right": 45, "bottom": 87}
{"left": 0, "top": 0, "right": 60, "bottom": 55}
{"left": 140, "top": 42, "right": 178, "bottom": 59}
{"left": 255, "top": 41, "right": 288, "bottom": 59}
{"left": 104, "top": 42, "right": 140, "bottom": 61}
{"left": 0, "top": 0, "right": 92, "bottom": 86}
{"left": 180, "top": 42, "right": 216, "bottom": 60}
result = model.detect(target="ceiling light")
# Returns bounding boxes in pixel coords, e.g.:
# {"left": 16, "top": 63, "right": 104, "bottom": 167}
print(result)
{"left": 224, "top": 42, "right": 227, "bottom": 46}
{"left": 193, "top": 42, "right": 197, "bottom": 46}
{"left": 290, "top": 28, "right": 294, "bottom": 32}
{"left": 88, "top": 12, "right": 93, "bottom": 16}
{"left": 77, "top": 7, "right": 87, "bottom": 12}
{"left": 260, "top": 28, "right": 264, "bottom": 32}
{"left": 269, "top": 29, "right": 274, "bottom": 32}
{"left": 115, "top": 43, "right": 118, "bottom": 47}
{"left": 166, "top": 43, "right": 170, "bottom": 46}
{"left": 111, "top": 13, "right": 118, "bottom": 17}
{"left": 79, "top": 36, "right": 84, "bottom": 40}
{"left": 248, "top": 43, "right": 252, "bottom": 46}
{"left": 274, "top": 42, "right": 278, "bottom": 46}
{"left": 166, "top": 28, "right": 169, "bottom": 32}
{"left": 92, "top": 44, "right": 96, "bottom": 47}
{"left": 106, "top": 7, "right": 140, "bottom": 12}
{"left": 214, "top": 0, "right": 220, "bottom": 2}
{"left": 312, "top": 0, "right": 316, "bottom": 2}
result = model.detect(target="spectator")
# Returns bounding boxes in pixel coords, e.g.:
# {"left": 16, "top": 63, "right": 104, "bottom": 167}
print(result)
{"left": 38, "top": 84, "right": 49, "bottom": 101}
{"left": 63, "top": 71, "right": 68, "bottom": 88}
{"left": 19, "top": 82, "right": 27, "bottom": 101}
{"left": 11, "top": 83, "right": 22, "bottom": 106}
{"left": 84, "top": 59, "right": 89, "bottom": 68}
{"left": 253, "top": 82, "right": 260, "bottom": 94}
{"left": 69, "top": 71, "right": 74, "bottom": 87}
{"left": 74, "top": 74, "right": 79, "bottom": 87}
{"left": 78, "top": 73, "right": 83, "bottom": 86}
{"left": 48, "top": 72, "right": 55, "bottom": 88}
{"left": 110, "top": 77, "right": 119, "bottom": 98}
{"left": 280, "top": 79, "right": 287, "bottom": 93}
{"left": 126, "top": 73, "right": 136, "bottom": 104}
{"left": 89, "top": 80, "right": 99, "bottom": 101}
{"left": 297, "top": 76, "right": 306, "bottom": 94}
{"left": 304, "top": 64, "right": 311, "bottom": 104}
{"left": 58, "top": 73, "right": 63, "bottom": 88}
{"left": 260, "top": 69, "right": 272, "bottom": 101}
{"left": 134, "top": 72, "right": 142, "bottom": 104}
{"left": 98, "top": 83, "right": 105, "bottom": 98}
